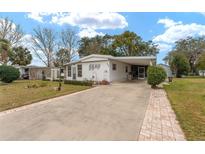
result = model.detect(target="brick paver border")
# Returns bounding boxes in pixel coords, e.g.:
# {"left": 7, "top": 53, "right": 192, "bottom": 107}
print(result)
{"left": 138, "top": 89, "right": 186, "bottom": 141}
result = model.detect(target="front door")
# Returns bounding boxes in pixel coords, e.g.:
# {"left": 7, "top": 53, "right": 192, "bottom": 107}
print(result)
{"left": 72, "top": 67, "right": 76, "bottom": 80}
{"left": 138, "top": 66, "right": 145, "bottom": 79}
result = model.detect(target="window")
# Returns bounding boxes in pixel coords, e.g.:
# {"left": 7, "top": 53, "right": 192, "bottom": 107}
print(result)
{"left": 77, "top": 64, "right": 82, "bottom": 77}
{"left": 89, "top": 64, "right": 101, "bottom": 70}
{"left": 125, "top": 66, "right": 128, "bottom": 73}
{"left": 112, "top": 64, "right": 117, "bottom": 71}
{"left": 68, "top": 66, "right": 71, "bottom": 77}
{"left": 60, "top": 68, "right": 64, "bottom": 73}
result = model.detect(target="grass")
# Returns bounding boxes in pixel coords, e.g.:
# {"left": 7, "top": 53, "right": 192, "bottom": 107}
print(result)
{"left": 164, "top": 77, "right": 205, "bottom": 140}
{"left": 0, "top": 80, "right": 90, "bottom": 112}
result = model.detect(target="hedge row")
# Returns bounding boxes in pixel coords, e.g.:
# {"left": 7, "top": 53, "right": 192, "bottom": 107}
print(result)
{"left": 64, "top": 80, "right": 93, "bottom": 86}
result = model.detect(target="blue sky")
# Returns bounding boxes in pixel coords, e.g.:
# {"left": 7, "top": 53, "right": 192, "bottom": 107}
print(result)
{"left": 1, "top": 12, "right": 205, "bottom": 66}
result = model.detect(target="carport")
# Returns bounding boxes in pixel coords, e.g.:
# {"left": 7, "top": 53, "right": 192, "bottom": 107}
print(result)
{"left": 114, "top": 56, "right": 156, "bottom": 80}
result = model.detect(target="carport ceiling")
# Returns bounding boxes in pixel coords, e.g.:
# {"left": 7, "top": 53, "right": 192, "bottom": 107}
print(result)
{"left": 113, "top": 57, "right": 156, "bottom": 65}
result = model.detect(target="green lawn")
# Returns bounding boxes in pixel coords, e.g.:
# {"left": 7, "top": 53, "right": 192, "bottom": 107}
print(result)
{"left": 0, "top": 80, "right": 90, "bottom": 112}
{"left": 164, "top": 77, "right": 205, "bottom": 140}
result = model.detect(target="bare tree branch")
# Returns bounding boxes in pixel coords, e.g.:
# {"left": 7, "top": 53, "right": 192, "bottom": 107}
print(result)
{"left": 60, "top": 28, "right": 79, "bottom": 62}
{"left": 0, "top": 17, "right": 23, "bottom": 46}
{"left": 31, "top": 46, "right": 47, "bottom": 66}
{"left": 32, "top": 26, "right": 57, "bottom": 67}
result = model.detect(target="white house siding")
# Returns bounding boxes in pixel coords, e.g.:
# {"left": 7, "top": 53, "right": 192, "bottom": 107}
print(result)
{"left": 82, "top": 57, "right": 110, "bottom": 62}
{"left": 18, "top": 68, "right": 26, "bottom": 78}
{"left": 199, "top": 70, "right": 205, "bottom": 77}
{"left": 50, "top": 68, "right": 61, "bottom": 81}
{"left": 109, "top": 60, "right": 131, "bottom": 82}
{"left": 65, "top": 60, "right": 111, "bottom": 82}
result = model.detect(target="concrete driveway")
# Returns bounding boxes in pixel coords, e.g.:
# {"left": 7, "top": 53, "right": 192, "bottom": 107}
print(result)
{"left": 0, "top": 81, "right": 151, "bottom": 140}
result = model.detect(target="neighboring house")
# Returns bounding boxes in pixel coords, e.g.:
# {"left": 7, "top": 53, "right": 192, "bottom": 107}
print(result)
{"left": 15, "top": 65, "right": 63, "bottom": 80}
{"left": 198, "top": 70, "right": 205, "bottom": 77}
{"left": 50, "top": 67, "right": 64, "bottom": 80}
{"left": 64, "top": 54, "right": 156, "bottom": 82}
{"left": 158, "top": 64, "right": 173, "bottom": 78}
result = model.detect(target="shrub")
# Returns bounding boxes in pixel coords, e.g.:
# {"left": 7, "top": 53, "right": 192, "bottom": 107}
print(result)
{"left": 64, "top": 80, "right": 93, "bottom": 86}
{"left": 99, "top": 80, "right": 110, "bottom": 85}
{"left": 0, "top": 65, "right": 20, "bottom": 83}
{"left": 147, "top": 66, "right": 167, "bottom": 88}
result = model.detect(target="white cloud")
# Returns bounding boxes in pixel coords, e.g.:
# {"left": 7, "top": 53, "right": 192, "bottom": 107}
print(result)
{"left": 27, "top": 12, "right": 57, "bottom": 23}
{"left": 50, "top": 12, "right": 128, "bottom": 30}
{"left": 200, "top": 12, "right": 205, "bottom": 16}
{"left": 157, "top": 43, "right": 173, "bottom": 52}
{"left": 27, "top": 12, "right": 44, "bottom": 22}
{"left": 19, "top": 34, "right": 33, "bottom": 47}
{"left": 153, "top": 18, "right": 205, "bottom": 54}
{"left": 26, "top": 12, "right": 128, "bottom": 38}
{"left": 157, "top": 18, "right": 182, "bottom": 28}
{"left": 78, "top": 28, "right": 104, "bottom": 38}
{"left": 154, "top": 18, "right": 205, "bottom": 44}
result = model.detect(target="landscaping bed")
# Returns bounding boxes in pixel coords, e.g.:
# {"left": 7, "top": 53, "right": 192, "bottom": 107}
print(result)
{"left": 164, "top": 77, "right": 205, "bottom": 140}
{"left": 0, "top": 80, "right": 90, "bottom": 112}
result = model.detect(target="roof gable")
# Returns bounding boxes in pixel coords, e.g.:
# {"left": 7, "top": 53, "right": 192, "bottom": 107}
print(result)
{"left": 65, "top": 54, "right": 156, "bottom": 65}
{"left": 81, "top": 57, "right": 109, "bottom": 62}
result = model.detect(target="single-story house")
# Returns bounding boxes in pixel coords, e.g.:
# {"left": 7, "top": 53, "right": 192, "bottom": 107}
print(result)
{"left": 198, "top": 70, "right": 205, "bottom": 77}
{"left": 64, "top": 54, "right": 156, "bottom": 82}
{"left": 15, "top": 65, "right": 64, "bottom": 80}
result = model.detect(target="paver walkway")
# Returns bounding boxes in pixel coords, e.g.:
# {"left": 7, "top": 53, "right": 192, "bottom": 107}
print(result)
{"left": 138, "top": 89, "right": 186, "bottom": 141}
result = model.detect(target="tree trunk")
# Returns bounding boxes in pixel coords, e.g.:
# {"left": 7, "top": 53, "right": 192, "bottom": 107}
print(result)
{"left": 176, "top": 69, "right": 181, "bottom": 78}
{"left": 151, "top": 85, "right": 157, "bottom": 89}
